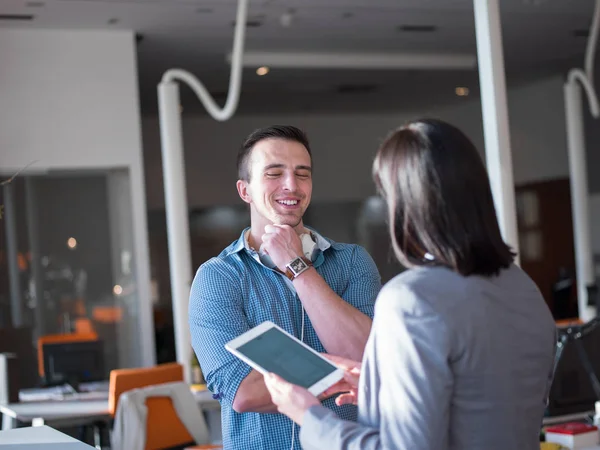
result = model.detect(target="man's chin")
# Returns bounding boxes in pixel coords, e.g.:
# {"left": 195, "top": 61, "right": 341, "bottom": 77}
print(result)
{"left": 272, "top": 216, "right": 303, "bottom": 229}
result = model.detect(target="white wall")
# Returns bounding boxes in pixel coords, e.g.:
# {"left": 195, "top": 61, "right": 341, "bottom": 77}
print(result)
{"left": 142, "top": 74, "right": 571, "bottom": 209}
{"left": 0, "top": 29, "right": 155, "bottom": 368}
{"left": 0, "top": 29, "right": 140, "bottom": 170}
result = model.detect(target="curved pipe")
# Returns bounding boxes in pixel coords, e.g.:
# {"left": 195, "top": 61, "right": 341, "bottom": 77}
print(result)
{"left": 568, "top": 69, "right": 600, "bottom": 118}
{"left": 564, "top": 0, "right": 600, "bottom": 320}
{"left": 156, "top": 0, "right": 249, "bottom": 380}
{"left": 572, "top": 0, "right": 600, "bottom": 119}
{"left": 161, "top": 0, "right": 248, "bottom": 121}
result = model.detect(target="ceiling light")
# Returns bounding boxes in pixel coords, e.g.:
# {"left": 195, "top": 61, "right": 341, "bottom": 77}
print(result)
{"left": 455, "top": 87, "right": 470, "bottom": 96}
{"left": 230, "top": 51, "right": 477, "bottom": 70}
{"left": 67, "top": 237, "right": 77, "bottom": 249}
{"left": 256, "top": 66, "right": 270, "bottom": 76}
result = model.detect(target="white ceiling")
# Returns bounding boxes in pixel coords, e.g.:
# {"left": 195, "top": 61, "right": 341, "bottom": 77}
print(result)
{"left": 0, "top": 0, "right": 596, "bottom": 114}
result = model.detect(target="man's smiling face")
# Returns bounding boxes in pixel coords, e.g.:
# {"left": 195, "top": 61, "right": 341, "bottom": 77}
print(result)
{"left": 237, "top": 138, "right": 312, "bottom": 233}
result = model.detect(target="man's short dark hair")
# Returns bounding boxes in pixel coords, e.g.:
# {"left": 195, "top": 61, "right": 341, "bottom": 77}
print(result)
{"left": 372, "top": 118, "right": 515, "bottom": 277}
{"left": 237, "top": 125, "right": 312, "bottom": 181}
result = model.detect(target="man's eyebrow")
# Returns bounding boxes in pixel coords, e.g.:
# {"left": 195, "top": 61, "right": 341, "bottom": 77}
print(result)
{"left": 263, "top": 163, "right": 312, "bottom": 172}
{"left": 263, "top": 163, "right": 285, "bottom": 171}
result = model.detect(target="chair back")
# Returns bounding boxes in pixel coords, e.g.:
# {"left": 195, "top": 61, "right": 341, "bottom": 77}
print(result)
{"left": 111, "top": 374, "right": 221, "bottom": 450}
{"left": 146, "top": 396, "right": 196, "bottom": 449}
{"left": 37, "top": 332, "right": 98, "bottom": 379}
{"left": 108, "top": 362, "right": 183, "bottom": 416}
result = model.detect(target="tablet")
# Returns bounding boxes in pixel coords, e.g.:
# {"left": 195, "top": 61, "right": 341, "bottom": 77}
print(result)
{"left": 225, "top": 321, "right": 344, "bottom": 396}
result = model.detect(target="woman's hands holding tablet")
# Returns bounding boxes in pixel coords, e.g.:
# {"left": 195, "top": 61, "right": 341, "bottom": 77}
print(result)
{"left": 263, "top": 372, "right": 320, "bottom": 425}
{"left": 264, "top": 353, "right": 362, "bottom": 425}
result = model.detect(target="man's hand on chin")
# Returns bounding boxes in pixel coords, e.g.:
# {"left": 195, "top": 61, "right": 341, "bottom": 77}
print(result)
{"left": 260, "top": 224, "right": 304, "bottom": 271}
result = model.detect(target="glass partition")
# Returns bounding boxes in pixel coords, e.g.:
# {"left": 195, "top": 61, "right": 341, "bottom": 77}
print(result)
{"left": 0, "top": 169, "right": 143, "bottom": 389}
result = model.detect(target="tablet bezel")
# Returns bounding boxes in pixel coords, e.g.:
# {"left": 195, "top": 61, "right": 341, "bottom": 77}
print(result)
{"left": 225, "top": 321, "right": 344, "bottom": 396}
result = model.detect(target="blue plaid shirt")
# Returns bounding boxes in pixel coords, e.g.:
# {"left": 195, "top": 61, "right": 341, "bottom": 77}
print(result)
{"left": 189, "top": 227, "right": 381, "bottom": 450}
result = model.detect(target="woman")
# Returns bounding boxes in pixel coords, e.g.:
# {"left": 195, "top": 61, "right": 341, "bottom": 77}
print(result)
{"left": 264, "top": 119, "right": 556, "bottom": 449}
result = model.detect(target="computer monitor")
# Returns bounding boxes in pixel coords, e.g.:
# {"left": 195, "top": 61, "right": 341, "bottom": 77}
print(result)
{"left": 547, "top": 322, "right": 600, "bottom": 416}
{"left": 42, "top": 340, "right": 105, "bottom": 386}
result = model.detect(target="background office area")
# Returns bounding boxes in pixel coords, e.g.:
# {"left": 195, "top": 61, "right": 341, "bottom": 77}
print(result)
{"left": 1, "top": 0, "right": 600, "bottom": 447}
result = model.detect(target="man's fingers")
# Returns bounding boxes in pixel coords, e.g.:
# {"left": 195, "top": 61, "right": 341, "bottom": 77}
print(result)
{"left": 264, "top": 224, "right": 292, "bottom": 234}
{"left": 263, "top": 224, "right": 276, "bottom": 234}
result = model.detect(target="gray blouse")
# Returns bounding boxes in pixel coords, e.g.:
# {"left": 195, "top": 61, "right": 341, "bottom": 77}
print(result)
{"left": 300, "top": 264, "right": 556, "bottom": 450}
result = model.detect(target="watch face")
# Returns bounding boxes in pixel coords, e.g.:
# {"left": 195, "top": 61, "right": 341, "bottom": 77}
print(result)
{"left": 289, "top": 257, "right": 308, "bottom": 274}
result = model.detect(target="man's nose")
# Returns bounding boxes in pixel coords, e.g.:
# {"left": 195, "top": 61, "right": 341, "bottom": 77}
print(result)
{"left": 282, "top": 173, "right": 298, "bottom": 191}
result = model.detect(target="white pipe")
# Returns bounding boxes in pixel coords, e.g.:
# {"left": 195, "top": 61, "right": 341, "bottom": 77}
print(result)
{"left": 568, "top": 69, "right": 600, "bottom": 118}
{"left": 227, "top": 51, "right": 477, "bottom": 70}
{"left": 157, "top": 0, "right": 248, "bottom": 381}
{"left": 585, "top": 0, "right": 600, "bottom": 84}
{"left": 161, "top": 0, "right": 248, "bottom": 122}
{"left": 563, "top": 0, "right": 600, "bottom": 320}
{"left": 473, "top": 0, "right": 520, "bottom": 261}
{"left": 565, "top": 81, "right": 595, "bottom": 321}
{"left": 157, "top": 82, "right": 193, "bottom": 381}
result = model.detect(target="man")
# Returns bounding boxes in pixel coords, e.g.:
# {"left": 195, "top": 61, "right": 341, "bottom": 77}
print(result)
{"left": 189, "top": 125, "right": 381, "bottom": 450}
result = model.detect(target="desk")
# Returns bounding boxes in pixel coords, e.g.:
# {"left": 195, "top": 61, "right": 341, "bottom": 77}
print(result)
{"left": 0, "top": 389, "right": 220, "bottom": 431}
{"left": 0, "top": 425, "right": 95, "bottom": 449}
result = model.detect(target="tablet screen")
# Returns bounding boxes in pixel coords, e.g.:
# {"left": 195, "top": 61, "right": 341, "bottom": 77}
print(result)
{"left": 236, "top": 327, "right": 337, "bottom": 389}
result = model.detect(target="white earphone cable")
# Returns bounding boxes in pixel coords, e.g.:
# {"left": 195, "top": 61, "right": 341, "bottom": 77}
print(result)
{"left": 290, "top": 304, "right": 306, "bottom": 450}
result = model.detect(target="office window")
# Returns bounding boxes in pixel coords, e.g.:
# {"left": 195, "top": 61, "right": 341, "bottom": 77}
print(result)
{"left": 0, "top": 170, "right": 143, "bottom": 387}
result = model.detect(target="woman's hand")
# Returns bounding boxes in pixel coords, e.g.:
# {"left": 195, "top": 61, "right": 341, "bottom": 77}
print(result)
{"left": 321, "top": 354, "right": 361, "bottom": 406}
{"left": 319, "top": 369, "right": 360, "bottom": 406}
{"left": 263, "top": 373, "right": 320, "bottom": 425}
{"left": 322, "top": 354, "right": 361, "bottom": 371}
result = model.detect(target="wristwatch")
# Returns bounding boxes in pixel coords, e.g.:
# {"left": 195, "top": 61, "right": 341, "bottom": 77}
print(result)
{"left": 284, "top": 256, "right": 312, "bottom": 281}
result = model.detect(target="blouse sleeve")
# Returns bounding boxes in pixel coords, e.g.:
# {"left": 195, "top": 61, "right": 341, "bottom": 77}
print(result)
{"left": 300, "top": 283, "right": 454, "bottom": 450}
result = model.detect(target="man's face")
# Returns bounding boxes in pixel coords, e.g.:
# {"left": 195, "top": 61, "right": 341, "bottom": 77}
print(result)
{"left": 237, "top": 138, "right": 312, "bottom": 231}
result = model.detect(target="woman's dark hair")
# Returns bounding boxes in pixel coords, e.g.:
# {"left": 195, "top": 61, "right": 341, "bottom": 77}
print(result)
{"left": 237, "top": 125, "right": 312, "bottom": 181}
{"left": 372, "top": 118, "right": 515, "bottom": 277}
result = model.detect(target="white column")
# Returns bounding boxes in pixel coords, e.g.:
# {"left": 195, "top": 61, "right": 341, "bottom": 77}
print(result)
{"left": 564, "top": 81, "right": 595, "bottom": 320}
{"left": 129, "top": 163, "right": 157, "bottom": 368}
{"left": 158, "top": 82, "right": 193, "bottom": 382}
{"left": 473, "top": 0, "right": 520, "bottom": 259}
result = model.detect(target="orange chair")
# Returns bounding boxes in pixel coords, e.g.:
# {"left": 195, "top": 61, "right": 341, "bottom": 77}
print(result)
{"left": 37, "top": 332, "right": 98, "bottom": 379}
{"left": 109, "top": 363, "right": 221, "bottom": 450}
{"left": 73, "top": 317, "right": 96, "bottom": 335}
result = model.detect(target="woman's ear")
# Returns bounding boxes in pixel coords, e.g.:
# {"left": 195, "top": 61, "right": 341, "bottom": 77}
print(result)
{"left": 236, "top": 179, "right": 252, "bottom": 204}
